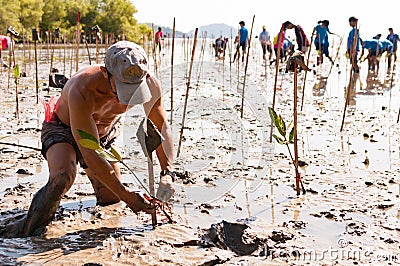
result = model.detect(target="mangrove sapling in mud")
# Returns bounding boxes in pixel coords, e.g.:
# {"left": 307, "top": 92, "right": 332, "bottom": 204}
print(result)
{"left": 76, "top": 129, "right": 174, "bottom": 226}
{"left": 268, "top": 107, "right": 306, "bottom": 195}
{"left": 13, "top": 64, "right": 20, "bottom": 119}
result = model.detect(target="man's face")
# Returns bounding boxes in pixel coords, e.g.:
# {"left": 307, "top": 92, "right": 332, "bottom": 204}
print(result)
{"left": 349, "top": 20, "right": 356, "bottom": 27}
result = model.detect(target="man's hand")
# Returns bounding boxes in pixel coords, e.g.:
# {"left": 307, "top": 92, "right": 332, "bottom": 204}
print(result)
{"left": 156, "top": 173, "right": 175, "bottom": 202}
{"left": 124, "top": 190, "right": 154, "bottom": 214}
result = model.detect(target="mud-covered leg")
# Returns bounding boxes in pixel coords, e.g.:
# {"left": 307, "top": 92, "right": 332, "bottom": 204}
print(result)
{"left": 86, "top": 162, "right": 121, "bottom": 206}
{"left": 23, "top": 143, "right": 77, "bottom": 236}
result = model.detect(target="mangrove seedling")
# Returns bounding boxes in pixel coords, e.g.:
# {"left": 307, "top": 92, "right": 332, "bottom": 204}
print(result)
{"left": 268, "top": 107, "right": 306, "bottom": 195}
{"left": 76, "top": 129, "right": 174, "bottom": 226}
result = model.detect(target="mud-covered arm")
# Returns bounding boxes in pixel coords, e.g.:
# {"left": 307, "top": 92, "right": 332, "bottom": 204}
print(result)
{"left": 68, "top": 84, "right": 151, "bottom": 212}
{"left": 143, "top": 76, "right": 174, "bottom": 172}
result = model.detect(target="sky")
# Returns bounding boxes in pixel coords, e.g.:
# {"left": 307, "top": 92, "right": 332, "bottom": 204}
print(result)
{"left": 133, "top": 0, "right": 400, "bottom": 41}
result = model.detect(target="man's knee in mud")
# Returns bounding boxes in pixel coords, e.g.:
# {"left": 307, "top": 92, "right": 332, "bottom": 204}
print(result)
{"left": 48, "top": 166, "right": 77, "bottom": 196}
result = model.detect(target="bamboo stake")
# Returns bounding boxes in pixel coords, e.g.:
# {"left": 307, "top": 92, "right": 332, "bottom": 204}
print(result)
{"left": 229, "top": 29, "right": 233, "bottom": 87}
{"left": 151, "top": 23, "right": 158, "bottom": 76}
{"left": 293, "top": 64, "right": 301, "bottom": 195}
{"left": 340, "top": 20, "right": 359, "bottom": 132}
{"left": 195, "top": 31, "right": 207, "bottom": 89}
{"left": 75, "top": 11, "right": 81, "bottom": 72}
{"left": 170, "top": 17, "right": 176, "bottom": 125}
{"left": 7, "top": 35, "right": 12, "bottom": 91}
{"left": 95, "top": 32, "right": 99, "bottom": 64}
{"left": 0, "top": 141, "right": 41, "bottom": 151}
{"left": 63, "top": 34, "right": 66, "bottom": 75}
{"left": 240, "top": 15, "right": 255, "bottom": 118}
{"left": 33, "top": 29, "right": 39, "bottom": 104}
{"left": 327, "top": 35, "right": 343, "bottom": 78}
{"left": 83, "top": 35, "right": 92, "bottom": 65}
{"left": 300, "top": 27, "right": 316, "bottom": 111}
{"left": 269, "top": 24, "right": 284, "bottom": 142}
{"left": 177, "top": 28, "right": 198, "bottom": 157}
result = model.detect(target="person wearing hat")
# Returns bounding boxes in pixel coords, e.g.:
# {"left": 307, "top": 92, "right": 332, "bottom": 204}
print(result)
{"left": 259, "top": 25, "right": 272, "bottom": 61}
{"left": 10, "top": 41, "right": 175, "bottom": 237}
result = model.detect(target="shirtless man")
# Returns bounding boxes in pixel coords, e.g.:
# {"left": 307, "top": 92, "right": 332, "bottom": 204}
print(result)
{"left": 20, "top": 41, "right": 175, "bottom": 236}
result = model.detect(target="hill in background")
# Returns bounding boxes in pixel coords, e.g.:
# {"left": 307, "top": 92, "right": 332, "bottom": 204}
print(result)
{"left": 144, "top": 23, "right": 186, "bottom": 38}
{"left": 144, "top": 23, "right": 237, "bottom": 39}
{"left": 187, "top": 23, "right": 237, "bottom": 39}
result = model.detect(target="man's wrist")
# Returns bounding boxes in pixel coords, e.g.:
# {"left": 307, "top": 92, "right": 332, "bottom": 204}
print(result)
{"left": 160, "top": 169, "right": 176, "bottom": 182}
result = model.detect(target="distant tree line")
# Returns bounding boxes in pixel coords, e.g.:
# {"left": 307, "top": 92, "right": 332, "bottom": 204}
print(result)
{"left": 0, "top": 0, "right": 151, "bottom": 43}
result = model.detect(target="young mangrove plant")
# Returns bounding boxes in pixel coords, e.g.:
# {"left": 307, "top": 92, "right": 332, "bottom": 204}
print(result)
{"left": 76, "top": 129, "right": 174, "bottom": 226}
{"left": 268, "top": 107, "right": 306, "bottom": 195}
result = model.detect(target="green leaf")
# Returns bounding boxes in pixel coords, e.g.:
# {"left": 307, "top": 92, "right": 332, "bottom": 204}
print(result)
{"left": 272, "top": 134, "right": 286, "bottom": 145}
{"left": 78, "top": 139, "right": 101, "bottom": 150}
{"left": 289, "top": 126, "right": 295, "bottom": 143}
{"left": 13, "top": 64, "right": 20, "bottom": 79}
{"left": 268, "top": 107, "right": 277, "bottom": 122}
{"left": 95, "top": 149, "right": 119, "bottom": 162}
{"left": 269, "top": 107, "right": 286, "bottom": 137}
{"left": 76, "top": 129, "right": 99, "bottom": 144}
{"left": 110, "top": 145, "right": 122, "bottom": 161}
{"left": 275, "top": 115, "right": 286, "bottom": 137}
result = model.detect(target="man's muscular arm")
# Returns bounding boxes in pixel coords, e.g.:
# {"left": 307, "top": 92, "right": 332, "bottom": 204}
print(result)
{"left": 143, "top": 76, "right": 174, "bottom": 171}
{"left": 68, "top": 82, "right": 152, "bottom": 213}
{"left": 143, "top": 76, "right": 175, "bottom": 201}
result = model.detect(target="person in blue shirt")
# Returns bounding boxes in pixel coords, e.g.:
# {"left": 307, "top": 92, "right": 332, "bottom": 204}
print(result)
{"left": 347, "top": 16, "right": 362, "bottom": 73}
{"left": 386, "top": 28, "right": 398, "bottom": 67}
{"left": 239, "top": 21, "right": 249, "bottom": 62}
{"left": 314, "top": 20, "right": 335, "bottom": 65}
{"left": 378, "top": 39, "right": 393, "bottom": 70}
{"left": 259, "top": 25, "right": 272, "bottom": 60}
{"left": 362, "top": 39, "right": 382, "bottom": 71}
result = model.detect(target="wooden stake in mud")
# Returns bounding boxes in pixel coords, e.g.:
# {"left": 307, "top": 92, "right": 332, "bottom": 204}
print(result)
{"left": 136, "top": 118, "right": 163, "bottom": 227}
{"left": 340, "top": 21, "right": 359, "bottom": 132}
{"left": 83, "top": 35, "right": 92, "bottom": 65}
{"left": 286, "top": 52, "right": 308, "bottom": 195}
{"left": 300, "top": 27, "right": 315, "bottom": 111}
{"left": 151, "top": 23, "right": 158, "bottom": 76}
{"left": 170, "top": 17, "right": 176, "bottom": 125}
{"left": 75, "top": 10, "right": 81, "bottom": 72}
{"left": 293, "top": 64, "right": 301, "bottom": 195}
{"left": 327, "top": 35, "right": 343, "bottom": 78}
{"left": 177, "top": 28, "right": 198, "bottom": 158}
{"left": 240, "top": 15, "right": 255, "bottom": 118}
{"left": 32, "top": 28, "right": 39, "bottom": 104}
{"left": 269, "top": 24, "right": 284, "bottom": 142}
{"left": 92, "top": 25, "right": 101, "bottom": 64}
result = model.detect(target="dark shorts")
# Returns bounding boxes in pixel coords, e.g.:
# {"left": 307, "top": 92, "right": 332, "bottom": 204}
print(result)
{"left": 240, "top": 41, "right": 247, "bottom": 51}
{"left": 41, "top": 113, "right": 119, "bottom": 168}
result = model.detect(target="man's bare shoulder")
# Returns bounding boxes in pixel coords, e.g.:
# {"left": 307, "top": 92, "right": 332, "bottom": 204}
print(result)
{"left": 63, "top": 65, "right": 106, "bottom": 97}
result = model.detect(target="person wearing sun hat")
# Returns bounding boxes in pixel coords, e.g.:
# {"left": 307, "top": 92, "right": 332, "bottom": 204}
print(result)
{"left": 7, "top": 41, "right": 175, "bottom": 237}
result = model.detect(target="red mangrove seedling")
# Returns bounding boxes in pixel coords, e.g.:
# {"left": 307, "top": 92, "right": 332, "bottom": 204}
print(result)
{"left": 76, "top": 129, "right": 174, "bottom": 226}
{"left": 268, "top": 107, "right": 306, "bottom": 195}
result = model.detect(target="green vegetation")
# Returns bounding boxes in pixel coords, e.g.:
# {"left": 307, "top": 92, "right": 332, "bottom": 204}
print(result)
{"left": 0, "top": 0, "right": 151, "bottom": 42}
